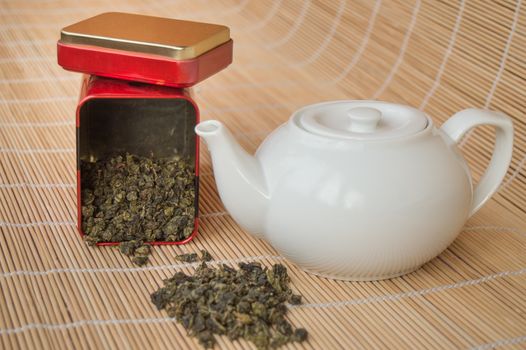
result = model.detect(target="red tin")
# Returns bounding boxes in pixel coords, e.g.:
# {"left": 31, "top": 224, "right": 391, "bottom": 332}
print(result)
{"left": 58, "top": 39, "right": 233, "bottom": 88}
{"left": 76, "top": 75, "right": 199, "bottom": 245}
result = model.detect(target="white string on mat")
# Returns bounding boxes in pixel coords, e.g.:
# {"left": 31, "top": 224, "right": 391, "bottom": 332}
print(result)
{"left": 458, "top": 0, "right": 522, "bottom": 148}
{"left": 226, "top": 0, "right": 374, "bottom": 79}
{"left": 0, "top": 2, "right": 523, "bottom": 347}
{"left": 0, "top": 2, "right": 358, "bottom": 72}
{"left": 500, "top": 153, "right": 526, "bottom": 191}
{"left": 0, "top": 39, "right": 57, "bottom": 47}
{"left": 0, "top": 76, "right": 69, "bottom": 84}
{"left": 0, "top": 0, "right": 520, "bottom": 110}
{"left": 0, "top": 211, "right": 228, "bottom": 227}
{"left": 0, "top": 95, "right": 293, "bottom": 114}
{"left": 0, "top": 0, "right": 274, "bottom": 49}
{"left": 202, "top": 102, "right": 293, "bottom": 113}
{"left": 0, "top": 128, "right": 272, "bottom": 154}
{"left": 0, "top": 0, "right": 382, "bottom": 98}
{"left": 0, "top": 0, "right": 252, "bottom": 45}
{"left": 0, "top": 173, "right": 214, "bottom": 190}
{"left": 0, "top": 139, "right": 523, "bottom": 192}
{"left": 244, "top": 0, "right": 282, "bottom": 32}
{"left": 0, "top": 265, "right": 525, "bottom": 336}
{"left": 225, "top": 0, "right": 515, "bottom": 90}
{"left": 265, "top": 0, "right": 311, "bottom": 49}
{"left": 225, "top": 1, "right": 520, "bottom": 96}
{"left": 0, "top": 221, "right": 75, "bottom": 228}
{"left": 471, "top": 334, "right": 526, "bottom": 350}
{"left": 0, "top": 76, "right": 78, "bottom": 85}
{"left": 325, "top": 0, "right": 382, "bottom": 84}
{"left": 0, "top": 255, "right": 285, "bottom": 279}
{"left": 292, "top": 266, "right": 526, "bottom": 310}
{"left": 0, "top": 183, "right": 75, "bottom": 189}
{"left": 419, "top": 0, "right": 467, "bottom": 109}
{"left": 0, "top": 0, "right": 381, "bottom": 90}
{"left": 0, "top": 22, "right": 58, "bottom": 30}
{"left": 153, "top": 0, "right": 377, "bottom": 79}
{"left": 293, "top": 0, "right": 347, "bottom": 68}
{"left": 229, "top": 0, "right": 368, "bottom": 70}
{"left": 0, "top": 0, "right": 253, "bottom": 75}
{"left": 0, "top": 225, "right": 523, "bottom": 276}
{"left": 0, "top": 122, "right": 266, "bottom": 130}
{"left": 0, "top": 147, "right": 524, "bottom": 191}
{"left": 0, "top": 56, "right": 54, "bottom": 64}
{"left": 0, "top": 221, "right": 524, "bottom": 339}
{"left": 0, "top": 96, "right": 76, "bottom": 104}
{"left": 0, "top": 1, "right": 364, "bottom": 90}
{"left": 0, "top": 318, "right": 174, "bottom": 336}
{"left": 0, "top": 0, "right": 249, "bottom": 17}
{"left": 464, "top": 225, "right": 526, "bottom": 237}
{"left": 483, "top": 0, "right": 523, "bottom": 109}
{"left": 0, "top": 120, "right": 75, "bottom": 127}
{"left": 232, "top": 0, "right": 521, "bottom": 97}
{"left": 229, "top": 0, "right": 376, "bottom": 82}
{"left": 0, "top": 148, "right": 75, "bottom": 154}
{"left": 371, "top": 0, "right": 421, "bottom": 98}
{"left": 2, "top": 319, "right": 524, "bottom": 348}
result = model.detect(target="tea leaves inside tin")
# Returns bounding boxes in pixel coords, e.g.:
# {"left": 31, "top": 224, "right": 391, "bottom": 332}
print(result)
{"left": 151, "top": 258, "right": 308, "bottom": 349}
{"left": 81, "top": 153, "right": 196, "bottom": 265}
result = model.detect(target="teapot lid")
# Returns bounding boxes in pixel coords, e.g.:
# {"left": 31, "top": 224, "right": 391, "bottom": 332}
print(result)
{"left": 294, "top": 101, "right": 428, "bottom": 140}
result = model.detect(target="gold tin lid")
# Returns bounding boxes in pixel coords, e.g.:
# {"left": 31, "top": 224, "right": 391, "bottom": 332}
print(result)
{"left": 60, "top": 12, "right": 230, "bottom": 60}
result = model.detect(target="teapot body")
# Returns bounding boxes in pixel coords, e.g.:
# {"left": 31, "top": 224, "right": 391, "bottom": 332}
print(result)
{"left": 256, "top": 121, "right": 472, "bottom": 280}
{"left": 196, "top": 101, "right": 513, "bottom": 281}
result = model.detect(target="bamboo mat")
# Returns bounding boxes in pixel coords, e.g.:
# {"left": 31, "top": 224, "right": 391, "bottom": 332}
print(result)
{"left": 0, "top": 0, "right": 525, "bottom": 349}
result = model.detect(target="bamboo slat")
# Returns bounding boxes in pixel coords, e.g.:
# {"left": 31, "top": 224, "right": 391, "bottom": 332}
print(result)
{"left": 0, "top": 0, "right": 525, "bottom": 349}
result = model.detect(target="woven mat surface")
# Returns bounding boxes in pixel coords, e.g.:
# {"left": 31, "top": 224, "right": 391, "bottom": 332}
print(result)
{"left": 1, "top": 0, "right": 525, "bottom": 349}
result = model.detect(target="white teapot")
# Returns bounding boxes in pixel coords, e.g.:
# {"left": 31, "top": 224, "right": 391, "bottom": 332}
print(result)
{"left": 195, "top": 101, "right": 513, "bottom": 280}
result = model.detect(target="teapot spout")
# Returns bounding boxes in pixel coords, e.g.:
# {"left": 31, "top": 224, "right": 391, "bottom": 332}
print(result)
{"left": 195, "top": 120, "right": 269, "bottom": 238}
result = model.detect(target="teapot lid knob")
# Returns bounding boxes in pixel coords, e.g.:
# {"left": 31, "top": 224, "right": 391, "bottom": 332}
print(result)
{"left": 347, "top": 107, "right": 382, "bottom": 133}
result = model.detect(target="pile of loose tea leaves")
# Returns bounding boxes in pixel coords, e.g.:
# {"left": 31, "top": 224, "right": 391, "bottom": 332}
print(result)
{"left": 151, "top": 261, "right": 308, "bottom": 349}
{"left": 81, "top": 153, "right": 195, "bottom": 265}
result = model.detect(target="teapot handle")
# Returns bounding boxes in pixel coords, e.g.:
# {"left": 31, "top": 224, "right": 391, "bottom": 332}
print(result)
{"left": 441, "top": 108, "right": 514, "bottom": 217}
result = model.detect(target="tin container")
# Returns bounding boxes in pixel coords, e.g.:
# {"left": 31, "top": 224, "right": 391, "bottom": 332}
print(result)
{"left": 58, "top": 12, "right": 233, "bottom": 87}
{"left": 76, "top": 75, "right": 199, "bottom": 245}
